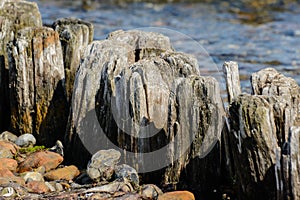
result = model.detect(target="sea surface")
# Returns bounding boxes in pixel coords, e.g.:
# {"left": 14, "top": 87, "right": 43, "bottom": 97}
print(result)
{"left": 32, "top": 0, "right": 300, "bottom": 94}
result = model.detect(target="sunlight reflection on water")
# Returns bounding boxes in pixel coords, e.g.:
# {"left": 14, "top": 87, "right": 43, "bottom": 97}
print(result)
{"left": 33, "top": 0, "right": 300, "bottom": 92}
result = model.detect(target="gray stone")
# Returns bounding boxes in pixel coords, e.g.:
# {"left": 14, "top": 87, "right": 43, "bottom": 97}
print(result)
{"left": 45, "top": 182, "right": 56, "bottom": 192}
{"left": 1, "top": 187, "right": 15, "bottom": 197}
{"left": 15, "top": 134, "right": 36, "bottom": 147}
{"left": 87, "top": 149, "right": 121, "bottom": 182}
{"left": 0, "top": 131, "right": 18, "bottom": 143}
{"left": 115, "top": 164, "right": 139, "bottom": 189}
{"left": 140, "top": 184, "right": 163, "bottom": 199}
{"left": 55, "top": 182, "right": 64, "bottom": 192}
{"left": 22, "top": 172, "right": 44, "bottom": 183}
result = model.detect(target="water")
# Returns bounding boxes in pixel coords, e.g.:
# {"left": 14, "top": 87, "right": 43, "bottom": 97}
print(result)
{"left": 33, "top": 0, "right": 300, "bottom": 93}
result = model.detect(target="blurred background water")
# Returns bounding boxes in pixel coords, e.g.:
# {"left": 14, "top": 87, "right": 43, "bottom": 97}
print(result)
{"left": 32, "top": 0, "right": 300, "bottom": 94}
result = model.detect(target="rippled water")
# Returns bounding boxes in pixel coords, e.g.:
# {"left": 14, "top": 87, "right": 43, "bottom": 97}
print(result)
{"left": 33, "top": 0, "right": 300, "bottom": 93}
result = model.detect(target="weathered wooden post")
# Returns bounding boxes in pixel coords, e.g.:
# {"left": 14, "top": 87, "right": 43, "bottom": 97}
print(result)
{"left": 223, "top": 61, "right": 241, "bottom": 104}
{"left": 52, "top": 18, "right": 94, "bottom": 103}
{"left": 288, "top": 126, "right": 300, "bottom": 199}
{"left": 225, "top": 64, "right": 300, "bottom": 199}
{"left": 222, "top": 61, "right": 242, "bottom": 188}
{"left": 0, "top": 0, "right": 42, "bottom": 132}
{"left": 8, "top": 27, "right": 68, "bottom": 146}
{"left": 66, "top": 30, "right": 225, "bottom": 195}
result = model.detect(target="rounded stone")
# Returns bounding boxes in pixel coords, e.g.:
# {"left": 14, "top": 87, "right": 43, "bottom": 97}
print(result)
{"left": 141, "top": 184, "right": 163, "bottom": 199}
{"left": 15, "top": 134, "right": 36, "bottom": 147}
{"left": 26, "top": 181, "right": 50, "bottom": 194}
{"left": 22, "top": 172, "right": 44, "bottom": 183}
{"left": 87, "top": 149, "right": 121, "bottom": 182}
{"left": 18, "top": 151, "right": 63, "bottom": 173}
{"left": 0, "top": 158, "right": 18, "bottom": 172}
{"left": 0, "top": 141, "right": 19, "bottom": 158}
{"left": 158, "top": 191, "right": 195, "bottom": 200}
{"left": 55, "top": 182, "right": 64, "bottom": 192}
{"left": 115, "top": 164, "right": 139, "bottom": 189}
{"left": 45, "top": 182, "right": 56, "bottom": 192}
{"left": 0, "top": 148, "right": 13, "bottom": 159}
{"left": 1, "top": 187, "right": 15, "bottom": 197}
{"left": 44, "top": 165, "right": 80, "bottom": 181}
{"left": 0, "top": 131, "right": 18, "bottom": 143}
{"left": 0, "top": 169, "right": 25, "bottom": 186}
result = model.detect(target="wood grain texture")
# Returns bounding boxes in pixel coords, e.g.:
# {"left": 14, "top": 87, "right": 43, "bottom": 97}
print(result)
{"left": 8, "top": 27, "right": 68, "bottom": 146}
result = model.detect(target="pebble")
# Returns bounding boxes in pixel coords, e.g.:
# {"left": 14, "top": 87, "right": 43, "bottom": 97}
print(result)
{"left": 0, "top": 131, "right": 18, "bottom": 143}
{"left": 0, "top": 169, "right": 25, "bottom": 186}
{"left": 45, "top": 181, "right": 56, "bottom": 192}
{"left": 55, "top": 182, "right": 64, "bottom": 192}
{"left": 0, "top": 148, "right": 13, "bottom": 159}
{"left": 158, "top": 191, "right": 195, "bottom": 200}
{"left": 15, "top": 133, "right": 36, "bottom": 147}
{"left": 1, "top": 187, "right": 15, "bottom": 197}
{"left": 141, "top": 184, "right": 163, "bottom": 199}
{"left": 0, "top": 158, "right": 18, "bottom": 172}
{"left": 18, "top": 151, "right": 63, "bottom": 173}
{"left": 0, "top": 141, "right": 19, "bottom": 159}
{"left": 0, "top": 141, "right": 193, "bottom": 199}
{"left": 44, "top": 165, "right": 80, "bottom": 181}
{"left": 22, "top": 172, "right": 44, "bottom": 183}
{"left": 115, "top": 164, "right": 139, "bottom": 189}
{"left": 26, "top": 181, "right": 50, "bottom": 194}
{"left": 87, "top": 149, "right": 121, "bottom": 182}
